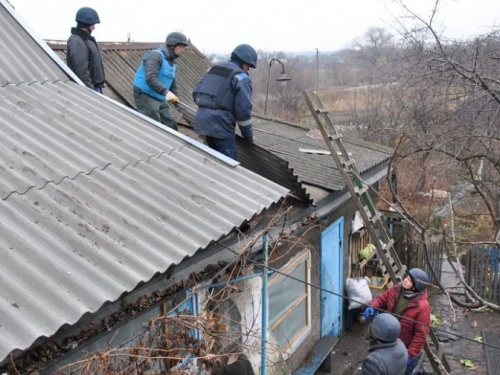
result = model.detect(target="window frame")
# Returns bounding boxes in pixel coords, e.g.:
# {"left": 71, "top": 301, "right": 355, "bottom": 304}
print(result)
{"left": 268, "top": 250, "right": 311, "bottom": 358}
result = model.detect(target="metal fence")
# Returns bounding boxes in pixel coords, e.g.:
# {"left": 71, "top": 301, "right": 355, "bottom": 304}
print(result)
{"left": 465, "top": 246, "right": 500, "bottom": 303}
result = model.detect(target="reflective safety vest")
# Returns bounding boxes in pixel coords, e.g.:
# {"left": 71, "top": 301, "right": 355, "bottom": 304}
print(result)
{"left": 133, "top": 49, "right": 176, "bottom": 101}
{"left": 194, "top": 63, "right": 244, "bottom": 111}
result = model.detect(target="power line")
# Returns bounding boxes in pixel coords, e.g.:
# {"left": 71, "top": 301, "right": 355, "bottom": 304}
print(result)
{"left": 215, "top": 239, "right": 500, "bottom": 352}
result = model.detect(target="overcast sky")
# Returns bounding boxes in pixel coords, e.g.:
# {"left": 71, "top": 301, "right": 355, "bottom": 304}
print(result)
{"left": 7, "top": 0, "right": 500, "bottom": 55}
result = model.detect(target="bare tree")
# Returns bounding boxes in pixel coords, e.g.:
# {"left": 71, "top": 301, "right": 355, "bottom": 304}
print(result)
{"left": 316, "top": 1, "right": 500, "bottom": 313}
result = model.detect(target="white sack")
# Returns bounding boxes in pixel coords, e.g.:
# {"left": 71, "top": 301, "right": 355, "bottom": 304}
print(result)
{"left": 346, "top": 277, "right": 372, "bottom": 310}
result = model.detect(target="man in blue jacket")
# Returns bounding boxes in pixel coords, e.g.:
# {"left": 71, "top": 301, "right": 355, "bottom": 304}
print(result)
{"left": 192, "top": 44, "right": 257, "bottom": 160}
{"left": 67, "top": 7, "right": 105, "bottom": 92}
{"left": 133, "top": 32, "right": 188, "bottom": 130}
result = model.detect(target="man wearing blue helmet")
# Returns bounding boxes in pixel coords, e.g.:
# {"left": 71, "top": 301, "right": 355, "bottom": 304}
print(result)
{"left": 192, "top": 44, "right": 257, "bottom": 160}
{"left": 67, "top": 7, "right": 105, "bottom": 92}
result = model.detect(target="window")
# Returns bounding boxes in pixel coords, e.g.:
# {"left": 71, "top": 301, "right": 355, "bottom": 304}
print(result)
{"left": 268, "top": 251, "right": 311, "bottom": 357}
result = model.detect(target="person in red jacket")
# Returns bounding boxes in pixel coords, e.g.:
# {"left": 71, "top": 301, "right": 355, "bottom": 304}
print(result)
{"left": 364, "top": 268, "right": 431, "bottom": 375}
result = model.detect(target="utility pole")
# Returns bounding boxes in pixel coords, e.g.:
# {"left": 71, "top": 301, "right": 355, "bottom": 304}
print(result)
{"left": 315, "top": 48, "right": 319, "bottom": 88}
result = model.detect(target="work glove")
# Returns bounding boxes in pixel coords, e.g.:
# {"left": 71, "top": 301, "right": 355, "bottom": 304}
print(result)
{"left": 165, "top": 91, "right": 179, "bottom": 105}
{"left": 244, "top": 136, "right": 254, "bottom": 145}
{"left": 363, "top": 306, "right": 376, "bottom": 321}
{"left": 407, "top": 356, "right": 415, "bottom": 366}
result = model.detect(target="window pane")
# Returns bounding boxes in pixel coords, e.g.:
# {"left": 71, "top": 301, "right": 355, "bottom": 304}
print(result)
{"left": 268, "top": 262, "right": 306, "bottom": 326}
{"left": 271, "top": 299, "right": 307, "bottom": 349}
{"left": 268, "top": 258, "right": 309, "bottom": 351}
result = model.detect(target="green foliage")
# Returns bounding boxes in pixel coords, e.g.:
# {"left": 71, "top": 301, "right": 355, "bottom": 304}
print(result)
{"left": 460, "top": 358, "right": 475, "bottom": 367}
{"left": 430, "top": 314, "right": 442, "bottom": 326}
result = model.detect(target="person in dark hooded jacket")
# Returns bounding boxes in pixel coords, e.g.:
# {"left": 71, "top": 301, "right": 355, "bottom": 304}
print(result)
{"left": 67, "top": 7, "right": 105, "bottom": 92}
{"left": 133, "top": 32, "right": 188, "bottom": 130}
{"left": 362, "top": 313, "right": 407, "bottom": 375}
{"left": 192, "top": 44, "right": 257, "bottom": 160}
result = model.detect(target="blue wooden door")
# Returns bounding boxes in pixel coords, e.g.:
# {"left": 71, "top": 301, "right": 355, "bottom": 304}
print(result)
{"left": 320, "top": 217, "right": 344, "bottom": 337}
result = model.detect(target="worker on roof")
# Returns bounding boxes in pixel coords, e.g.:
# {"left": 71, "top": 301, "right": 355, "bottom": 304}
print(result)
{"left": 67, "top": 7, "right": 105, "bottom": 92}
{"left": 133, "top": 32, "right": 188, "bottom": 131}
{"left": 192, "top": 44, "right": 257, "bottom": 160}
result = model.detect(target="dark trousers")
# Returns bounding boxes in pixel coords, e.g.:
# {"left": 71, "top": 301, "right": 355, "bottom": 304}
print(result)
{"left": 205, "top": 136, "right": 237, "bottom": 160}
{"left": 133, "top": 89, "right": 177, "bottom": 130}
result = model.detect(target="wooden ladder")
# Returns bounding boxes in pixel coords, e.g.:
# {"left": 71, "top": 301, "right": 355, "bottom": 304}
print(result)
{"left": 303, "top": 90, "right": 406, "bottom": 283}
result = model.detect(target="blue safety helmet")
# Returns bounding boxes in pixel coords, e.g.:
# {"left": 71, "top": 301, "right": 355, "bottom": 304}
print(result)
{"left": 372, "top": 313, "right": 401, "bottom": 342}
{"left": 409, "top": 268, "right": 430, "bottom": 292}
{"left": 75, "top": 7, "right": 100, "bottom": 25}
{"left": 231, "top": 44, "right": 258, "bottom": 68}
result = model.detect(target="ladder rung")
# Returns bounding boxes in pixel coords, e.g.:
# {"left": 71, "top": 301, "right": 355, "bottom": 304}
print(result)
{"left": 382, "top": 239, "right": 395, "bottom": 250}
{"left": 354, "top": 185, "right": 368, "bottom": 195}
{"left": 328, "top": 133, "right": 342, "bottom": 140}
{"left": 316, "top": 109, "right": 329, "bottom": 114}
{"left": 342, "top": 159, "right": 355, "bottom": 167}
{"left": 369, "top": 212, "right": 381, "bottom": 223}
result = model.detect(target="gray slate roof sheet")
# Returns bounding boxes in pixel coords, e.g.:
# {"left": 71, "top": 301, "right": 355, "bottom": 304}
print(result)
{"left": 253, "top": 117, "right": 393, "bottom": 191}
{"left": 0, "top": 1, "right": 287, "bottom": 364}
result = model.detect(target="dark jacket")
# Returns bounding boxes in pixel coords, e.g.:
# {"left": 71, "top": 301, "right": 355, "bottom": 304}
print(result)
{"left": 67, "top": 28, "right": 105, "bottom": 89}
{"left": 369, "top": 284, "right": 431, "bottom": 357}
{"left": 361, "top": 338, "right": 408, "bottom": 375}
{"left": 133, "top": 45, "right": 179, "bottom": 99}
{"left": 192, "top": 61, "right": 253, "bottom": 140}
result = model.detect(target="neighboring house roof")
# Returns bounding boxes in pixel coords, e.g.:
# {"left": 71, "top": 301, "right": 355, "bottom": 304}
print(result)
{"left": 47, "top": 40, "right": 210, "bottom": 110}
{"left": 252, "top": 117, "right": 393, "bottom": 192}
{"left": 0, "top": 1, "right": 288, "bottom": 364}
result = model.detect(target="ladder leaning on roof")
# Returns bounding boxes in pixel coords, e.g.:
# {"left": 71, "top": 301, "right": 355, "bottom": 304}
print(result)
{"left": 302, "top": 90, "right": 406, "bottom": 284}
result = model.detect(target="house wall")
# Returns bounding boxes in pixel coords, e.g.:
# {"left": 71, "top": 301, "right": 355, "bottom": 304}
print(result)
{"left": 187, "top": 193, "right": 364, "bottom": 374}
{"left": 282, "top": 182, "right": 384, "bottom": 372}
{"left": 282, "top": 199, "right": 358, "bottom": 372}
{"left": 21, "top": 193, "right": 375, "bottom": 375}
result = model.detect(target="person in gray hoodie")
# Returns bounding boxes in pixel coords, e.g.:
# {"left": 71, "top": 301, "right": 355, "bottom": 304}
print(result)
{"left": 362, "top": 313, "right": 407, "bottom": 375}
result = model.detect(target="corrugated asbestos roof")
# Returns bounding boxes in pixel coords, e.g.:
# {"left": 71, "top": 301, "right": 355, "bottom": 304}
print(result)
{"left": 0, "top": 5, "right": 68, "bottom": 85}
{"left": 236, "top": 137, "right": 311, "bottom": 202}
{"left": 252, "top": 117, "right": 393, "bottom": 192}
{"left": 0, "top": 1, "right": 288, "bottom": 364}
